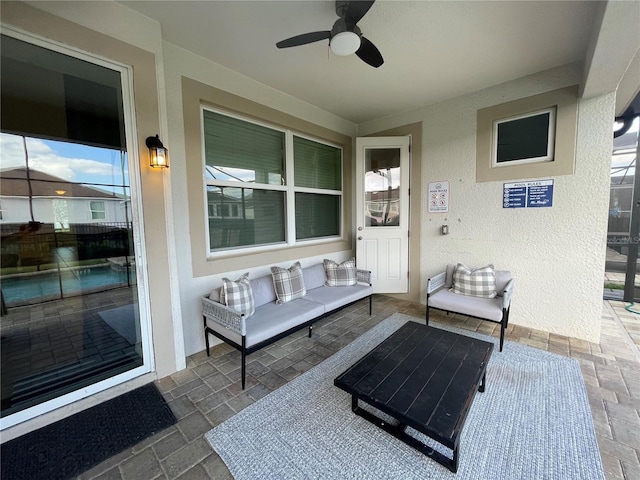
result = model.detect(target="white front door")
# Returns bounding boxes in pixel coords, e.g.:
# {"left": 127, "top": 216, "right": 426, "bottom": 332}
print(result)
{"left": 355, "top": 136, "right": 410, "bottom": 293}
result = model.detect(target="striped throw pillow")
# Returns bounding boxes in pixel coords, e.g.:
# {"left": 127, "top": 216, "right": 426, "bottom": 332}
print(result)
{"left": 271, "top": 262, "right": 306, "bottom": 304}
{"left": 324, "top": 258, "right": 357, "bottom": 286}
{"left": 451, "top": 263, "right": 497, "bottom": 298}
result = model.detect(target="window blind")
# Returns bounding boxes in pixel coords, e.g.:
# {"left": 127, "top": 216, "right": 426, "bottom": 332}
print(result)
{"left": 203, "top": 110, "right": 285, "bottom": 185}
{"left": 294, "top": 136, "right": 341, "bottom": 190}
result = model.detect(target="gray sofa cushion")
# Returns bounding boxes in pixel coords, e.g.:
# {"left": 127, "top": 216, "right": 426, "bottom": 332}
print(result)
{"left": 251, "top": 275, "right": 277, "bottom": 308}
{"left": 428, "top": 289, "right": 503, "bottom": 322}
{"left": 445, "top": 264, "right": 457, "bottom": 288}
{"left": 303, "top": 284, "right": 373, "bottom": 312}
{"left": 245, "top": 299, "right": 324, "bottom": 347}
{"left": 495, "top": 270, "right": 512, "bottom": 293}
{"left": 303, "top": 264, "right": 326, "bottom": 291}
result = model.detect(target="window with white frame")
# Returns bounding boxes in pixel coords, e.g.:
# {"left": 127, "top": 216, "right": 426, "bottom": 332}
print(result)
{"left": 90, "top": 200, "right": 106, "bottom": 220}
{"left": 492, "top": 107, "right": 556, "bottom": 167}
{"left": 202, "top": 108, "right": 342, "bottom": 253}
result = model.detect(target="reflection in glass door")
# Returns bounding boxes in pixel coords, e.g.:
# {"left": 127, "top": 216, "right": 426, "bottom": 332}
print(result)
{"left": 606, "top": 117, "right": 640, "bottom": 301}
{"left": 364, "top": 149, "right": 401, "bottom": 228}
{"left": 0, "top": 34, "right": 146, "bottom": 421}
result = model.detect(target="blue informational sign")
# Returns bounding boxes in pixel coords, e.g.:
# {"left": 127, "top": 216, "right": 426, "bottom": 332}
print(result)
{"left": 503, "top": 180, "right": 553, "bottom": 209}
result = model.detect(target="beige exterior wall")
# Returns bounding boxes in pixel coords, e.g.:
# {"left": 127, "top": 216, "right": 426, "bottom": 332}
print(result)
{"left": 359, "top": 63, "right": 613, "bottom": 343}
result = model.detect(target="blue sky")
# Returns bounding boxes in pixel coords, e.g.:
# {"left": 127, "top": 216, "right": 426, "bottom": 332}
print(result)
{"left": 0, "top": 133, "right": 130, "bottom": 194}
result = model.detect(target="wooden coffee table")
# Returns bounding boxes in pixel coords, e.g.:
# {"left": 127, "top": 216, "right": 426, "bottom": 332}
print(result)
{"left": 334, "top": 321, "right": 493, "bottom": 473}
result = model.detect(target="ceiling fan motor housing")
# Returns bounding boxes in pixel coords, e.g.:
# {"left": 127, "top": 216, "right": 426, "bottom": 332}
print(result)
{"left": 331, "top": 18, "right": 361, "bottom": 37}
{"left": 335, "top": 1, "right": 351, "bottom": 18}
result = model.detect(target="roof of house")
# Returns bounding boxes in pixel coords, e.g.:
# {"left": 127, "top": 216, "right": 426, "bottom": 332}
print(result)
{"left": 0, "top": 167, "right": 122, "bottom": 199}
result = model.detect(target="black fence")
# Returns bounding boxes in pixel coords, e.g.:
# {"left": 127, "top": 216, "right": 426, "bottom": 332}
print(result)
{"left": 1, "top": 222, "right": 132, "bottom": 268}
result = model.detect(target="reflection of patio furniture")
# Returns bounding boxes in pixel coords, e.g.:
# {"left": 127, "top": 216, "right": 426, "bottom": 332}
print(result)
{"left": 107, "top": 256, "right": 135, "bottom": 272}
{"left": 365, "top": 197, "right": 400, "bottom": 226}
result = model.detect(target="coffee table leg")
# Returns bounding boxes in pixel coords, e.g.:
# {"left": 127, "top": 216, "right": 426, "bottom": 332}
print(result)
{"left": 452, "top": 443, "right": 459, "bottom": 472}
{"left": 351, "top": 395, "right": 358, "bottom": 412}
{"left": 479, "top": 371, "right": 486, "bottom": 393}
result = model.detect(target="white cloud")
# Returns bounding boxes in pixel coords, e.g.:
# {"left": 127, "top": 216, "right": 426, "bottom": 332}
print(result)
{"left": 0, "top": 134, "right": 115, "bottom": 180}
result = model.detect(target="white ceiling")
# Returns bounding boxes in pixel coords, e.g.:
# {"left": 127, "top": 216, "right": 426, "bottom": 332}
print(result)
{"left": 118, "top": 1, "right": 635, "bottom": 124}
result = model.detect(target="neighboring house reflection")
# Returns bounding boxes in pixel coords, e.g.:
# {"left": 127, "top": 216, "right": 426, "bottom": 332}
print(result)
{"left": 0, "top": 167, "right": 129, "bottom": 226}
{"left": 0, "top": 167, "right": 131, "bottom": 269}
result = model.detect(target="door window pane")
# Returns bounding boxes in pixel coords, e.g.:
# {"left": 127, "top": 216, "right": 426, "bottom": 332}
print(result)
{"left": 364, "top": 147, "right": 401, "bottom": 227}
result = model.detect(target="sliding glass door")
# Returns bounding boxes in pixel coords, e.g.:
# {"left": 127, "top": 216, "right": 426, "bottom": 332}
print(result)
{"left": 0, "top": 33, "right": 150, "bottom": 423}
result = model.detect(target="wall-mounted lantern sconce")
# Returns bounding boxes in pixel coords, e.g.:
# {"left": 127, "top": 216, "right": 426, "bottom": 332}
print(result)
{"left": 441, "top": 224, "right": 449, "bottom": 235}
{"left": 146, "top": 134, "right": 169, "bottom": 169}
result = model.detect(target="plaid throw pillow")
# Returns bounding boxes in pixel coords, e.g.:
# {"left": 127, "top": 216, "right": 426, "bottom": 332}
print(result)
{"left": 451, "top": 263, "right": 497, "bottom": 298}
{"left": 324, "top": 258, "right": 357, "bottom": 287}
{"left": 222, "top": 273, "right": 255, "bottom": 317}
{"left": 271, "top": 262, "right": 306, "bottom": 304}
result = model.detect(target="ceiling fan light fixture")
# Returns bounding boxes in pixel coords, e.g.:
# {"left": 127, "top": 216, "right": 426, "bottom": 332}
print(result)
{"left": 330, "top": 31, "right": 361, "bottom": 56}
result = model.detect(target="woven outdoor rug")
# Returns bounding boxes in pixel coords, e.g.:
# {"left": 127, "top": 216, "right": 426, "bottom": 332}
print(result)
{"left": 205, "top": 313, "right": 605, "bottom": 479}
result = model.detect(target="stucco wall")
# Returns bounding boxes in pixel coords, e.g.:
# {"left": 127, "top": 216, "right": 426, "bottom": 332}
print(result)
{"left": 359, "top": 64, "right": 613, "bottom": 342}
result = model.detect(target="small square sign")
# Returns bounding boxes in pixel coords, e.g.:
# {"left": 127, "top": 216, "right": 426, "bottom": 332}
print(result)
{"left": 428, "top": 181, "right": 449, "bottom": 213}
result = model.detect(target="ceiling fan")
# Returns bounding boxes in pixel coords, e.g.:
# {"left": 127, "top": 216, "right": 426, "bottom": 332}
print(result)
{"left": 276, "top": 0, "right": 384, "bottom": 68}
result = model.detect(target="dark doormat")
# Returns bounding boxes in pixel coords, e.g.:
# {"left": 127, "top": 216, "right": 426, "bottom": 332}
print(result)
{"left": 1, "top": 383, "right": 176, "bottom": 480}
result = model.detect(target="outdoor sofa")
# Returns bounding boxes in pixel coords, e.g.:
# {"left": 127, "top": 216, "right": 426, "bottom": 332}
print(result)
{"left": 426, "top": 263, "right": 514, "bottom": 351}
{"left": 202, "top": 260, "right": 373, "bottom": 388}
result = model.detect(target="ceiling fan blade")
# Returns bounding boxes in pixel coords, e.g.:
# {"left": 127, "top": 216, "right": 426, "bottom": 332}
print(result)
{"left": 356, "top": 36, "right": 383, "bottom": 68}
{"left": 276, "top": 31, "right": 331, "bottom": 49}
{"left": 344, "top": 0, "right": 375, "bottom": 25}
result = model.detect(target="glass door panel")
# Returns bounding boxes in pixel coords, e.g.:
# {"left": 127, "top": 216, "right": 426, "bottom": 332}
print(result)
{"left": 606, "top": 117, "right": 640, "bottom": 301}
{"left": 364, "top": 148, "right": 401, "bottom": 227}
{"left": 0, "top": 35, "right": 144, "bottom": 418}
